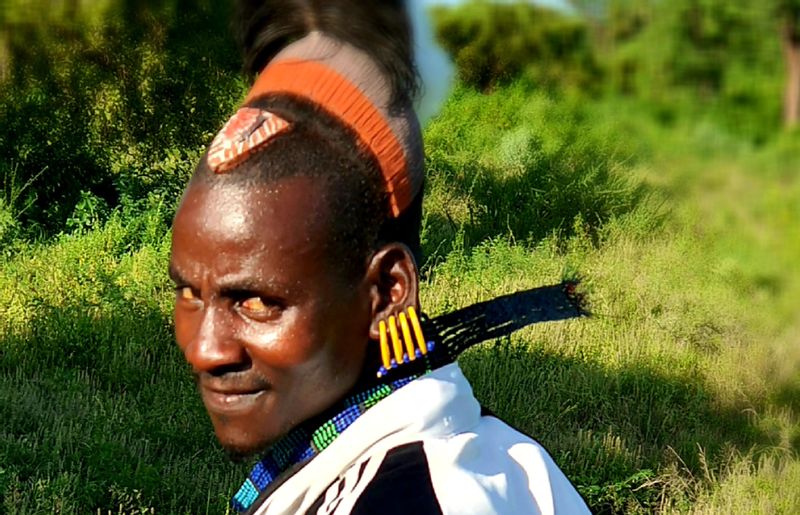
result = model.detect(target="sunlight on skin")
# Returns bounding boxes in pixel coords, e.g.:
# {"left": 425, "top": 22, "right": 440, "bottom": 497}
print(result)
{"left": 170, "top": 177, "right": 373, "bottom": 457}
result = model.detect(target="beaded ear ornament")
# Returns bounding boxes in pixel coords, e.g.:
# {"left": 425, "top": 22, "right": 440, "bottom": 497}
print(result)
{"left": 377, "top": 306, "right": 435, "bottom": 378}
{"left": 207, "top": 107, "right": 291, "bottom": 173}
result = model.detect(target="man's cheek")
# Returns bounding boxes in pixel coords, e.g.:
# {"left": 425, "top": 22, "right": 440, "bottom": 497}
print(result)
{"left": 243, "top": 324, "right": 320, "bottom": 369}
{"left": 174, "top": 315, "right": 198, "bottom": 352}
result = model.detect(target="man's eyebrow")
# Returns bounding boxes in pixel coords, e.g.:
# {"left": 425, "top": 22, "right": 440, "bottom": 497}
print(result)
{"left": 166, "top": 267, "right": 294, "bottom": 296}
{"left": 167, "top": 264, "right": 188, "bottom": 285}
{"left": 216, "top": 275, "right": 290, "bottom": 296}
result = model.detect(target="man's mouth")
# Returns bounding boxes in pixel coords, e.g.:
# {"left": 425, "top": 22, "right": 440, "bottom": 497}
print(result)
{"left": 199, "top": 383, "right": 270, "bottom": 414}
{"left": 197, "top": 376, "right": 270, "bottom": 415}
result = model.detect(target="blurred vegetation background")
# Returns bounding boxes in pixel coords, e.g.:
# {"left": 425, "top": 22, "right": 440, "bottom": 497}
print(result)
{"left": 1, "top": 0, "right": 798, "bottom": 513}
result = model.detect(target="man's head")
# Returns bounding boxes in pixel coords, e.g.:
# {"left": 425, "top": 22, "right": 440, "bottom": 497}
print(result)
{"left": 169, "top": 95, "right": 423, "bottom": 457}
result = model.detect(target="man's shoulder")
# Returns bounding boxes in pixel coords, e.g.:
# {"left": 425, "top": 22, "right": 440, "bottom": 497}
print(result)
{"left": 421, "top": 414, "right": 590, "bottom": 514}
{"left": 308, "top": 415, "right": 590, "bottom": 515}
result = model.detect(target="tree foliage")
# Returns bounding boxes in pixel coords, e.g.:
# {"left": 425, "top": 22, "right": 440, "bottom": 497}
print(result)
{"left": 0, "top": 0, "right": 244, "bottom": 236}
{"left": 569, "top": 0, "right": 794, "bottom": 136}
{"left": 432, "top": 2, "right": 600, "bottom": 92}
{"left": 432, "top": 0, "right": 793, "bottom": 139}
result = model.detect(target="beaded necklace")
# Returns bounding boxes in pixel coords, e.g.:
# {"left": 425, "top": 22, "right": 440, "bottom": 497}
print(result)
{"left": 230, "top": 373, "right": 422, "bottom": 513}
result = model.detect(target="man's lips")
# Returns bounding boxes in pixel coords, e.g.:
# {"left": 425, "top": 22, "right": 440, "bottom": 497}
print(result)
{"left": 198, "top": 379, "right": 271, "bottom": 415}
{"left": 201, "top": 385, "right": 268, "bottom": 414}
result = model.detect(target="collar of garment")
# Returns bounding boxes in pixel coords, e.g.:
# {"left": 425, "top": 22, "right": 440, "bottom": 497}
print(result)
{"left": 231, "top": 373, "right": 424, "bottom": 513}
{"left": 244, "top": 363, "right": 481, "bottom": 515}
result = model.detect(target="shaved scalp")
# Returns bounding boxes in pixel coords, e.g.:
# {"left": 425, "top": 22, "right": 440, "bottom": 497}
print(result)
{"left": 190, "top": 95, "right": 423, "bottom": 282}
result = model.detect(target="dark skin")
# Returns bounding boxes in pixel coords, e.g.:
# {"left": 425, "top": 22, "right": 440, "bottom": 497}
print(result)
{"left": 169, "top": 175, "right": 419, "bottom": 457}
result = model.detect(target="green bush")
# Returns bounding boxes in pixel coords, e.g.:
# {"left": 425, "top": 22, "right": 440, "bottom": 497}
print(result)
{"left": 582, "top": 0, "right": 784, "bottom": 141}
{"left": 432, "top": 1, "right": 601, "bottom": 92}
{"left": 0, "top": 0, "right": 245, "bottom": 236}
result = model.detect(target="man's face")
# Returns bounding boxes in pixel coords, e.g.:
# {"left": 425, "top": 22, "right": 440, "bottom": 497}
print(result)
{"left": 169, "top": 176, "right": 371, "bottom": 456}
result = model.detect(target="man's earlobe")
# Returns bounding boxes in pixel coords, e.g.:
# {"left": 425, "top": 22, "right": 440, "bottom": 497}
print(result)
{"left": 366, "top": 243, "right": 419, "bottom": 341}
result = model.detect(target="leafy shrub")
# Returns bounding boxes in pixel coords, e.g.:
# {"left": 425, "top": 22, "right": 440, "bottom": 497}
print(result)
{"left": 0, "top": 162, "right": 45, "bottom": 249}
{"left": 582, "top": 0, "right": 784, "bottom": 141}
{"left": 0, "top": 0, "right": 245, "bottom": 236}
{"left": 65, "top": 191, "right": 110, "bottom": 234}
{"left": 432, "top": 2, "right": 601, "bottom": 92}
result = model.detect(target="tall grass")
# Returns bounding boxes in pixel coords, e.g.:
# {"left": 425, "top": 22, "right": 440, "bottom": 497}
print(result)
{"left": 422, "top": 84, "right": 649, "bottom": 265}
{"left": 419, "top": 93, "right": 800, "bottom": 512}
{"left": 0, "top": 214, "right": 248, "bottom": 513}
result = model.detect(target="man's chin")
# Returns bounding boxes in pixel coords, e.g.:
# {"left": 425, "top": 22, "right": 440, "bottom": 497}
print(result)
{"left": 216, "top": 430, "right": 278, "bottom": 463}
{"left": 223, "top": 445, "right": 261, "bottom": 464}
{"left": 220, "top": 438, "right": 274, "bottom": 463}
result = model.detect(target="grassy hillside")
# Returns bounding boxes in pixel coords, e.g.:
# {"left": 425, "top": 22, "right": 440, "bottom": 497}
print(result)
{"left": 1, "top": 2, "right": 799, "bottom": 513}
{"left": 2, "top": 79, "right": 798, "bottom": 513}
{"left": 423, "top": 87, "right": 800, "bottom": 513}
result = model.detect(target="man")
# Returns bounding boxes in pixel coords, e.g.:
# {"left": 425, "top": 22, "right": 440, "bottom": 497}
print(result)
{"left": 169, "top": 1, "right": 590, "bottom": 513}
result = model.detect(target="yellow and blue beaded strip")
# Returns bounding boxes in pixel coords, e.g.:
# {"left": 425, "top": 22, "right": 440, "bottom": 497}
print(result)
{"left": 377, "top": 308, "right": 436, "bottom": 378}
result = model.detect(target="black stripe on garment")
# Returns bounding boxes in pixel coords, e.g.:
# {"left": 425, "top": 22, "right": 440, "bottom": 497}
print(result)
{"left": 349, "top": 441, "right": 443, "bottom": 515}
{"left": 306, "top": 442, "right": 442, "bottom": 515}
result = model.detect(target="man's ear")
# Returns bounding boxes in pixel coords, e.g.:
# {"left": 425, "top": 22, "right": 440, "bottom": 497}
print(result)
{"left": 366, "top": 243, "right": 419, "bottom": 340}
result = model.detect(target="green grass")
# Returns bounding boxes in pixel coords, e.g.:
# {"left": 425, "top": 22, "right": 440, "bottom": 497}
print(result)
{"left": 420, "top": 92, "right": 800, "bottom": 513}
{"left": 2, "top": 66, "right": 799, "bottom": 515}
{"left": 0, "top": 216, "right": 248, "bottom": 513}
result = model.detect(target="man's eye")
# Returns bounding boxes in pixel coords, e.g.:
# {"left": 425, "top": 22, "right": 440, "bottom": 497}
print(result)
{"left": 176, "top": 286, "right": 200, "bottom": 304}
{"left": 241, "top": 297, "right": 270, "bottom": 313}
{"left": 241, "top": 297, "right": 264, "bottom": 311}
{"left": 238, "top": 297, "right": 281, "bottom": 320}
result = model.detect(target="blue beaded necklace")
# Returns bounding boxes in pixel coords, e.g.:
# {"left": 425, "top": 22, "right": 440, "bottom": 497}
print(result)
{"left": 231, "top": 373, "right": 421, "bottom": 513}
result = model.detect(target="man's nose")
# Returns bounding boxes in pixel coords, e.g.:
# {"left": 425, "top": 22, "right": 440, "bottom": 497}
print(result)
{"left": 183, "top": 305, "right": 249, "bottom": 375}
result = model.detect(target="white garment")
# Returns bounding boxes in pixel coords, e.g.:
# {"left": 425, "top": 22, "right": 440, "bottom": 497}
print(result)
{"left": 253, "top": 363, "right": 590, "bottom": 515}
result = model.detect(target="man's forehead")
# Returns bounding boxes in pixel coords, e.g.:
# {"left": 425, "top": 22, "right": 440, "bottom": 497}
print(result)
{"left": 177, "top": 176, "right": 328, "bottom": 239}
{"left": 171, "top": 176, "right": 334, "bottom": 278}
